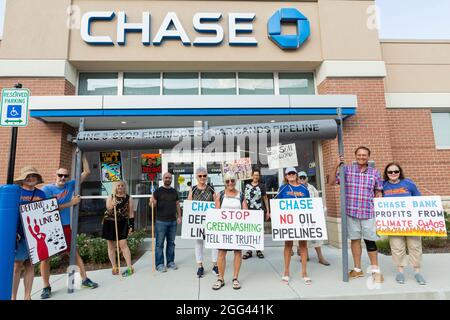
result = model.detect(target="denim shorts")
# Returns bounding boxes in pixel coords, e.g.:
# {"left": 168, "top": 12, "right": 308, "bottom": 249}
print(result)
{"left": 15, "top": 237, "right": 30, "bottom": 262}
{"left": 347, "top": 215, "right": 379, "bottom": 241}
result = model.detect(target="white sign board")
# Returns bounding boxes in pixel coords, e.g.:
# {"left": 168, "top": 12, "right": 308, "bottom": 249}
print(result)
{"left": 205, "top": 209, "right": 264, "bottom": 250}
{"left": 375, "top": 196, "right": 447, "bottom": 237}
{"left": 270, "top": 198, "right": 328, "bottom": 241}
{"left": 0, "top": 88, "right": 29, "bottom": 127}
{"left": 20, "top": 198, "right": 67, "bottom": 265}
{"left": 181, "top": 200, "right": 216, "bottom": 239}
{"left": 223, "top": 158, "right": 253, "bottom": 180}
{"left": 266, "top": 143, "right": 298, "bottom": 170}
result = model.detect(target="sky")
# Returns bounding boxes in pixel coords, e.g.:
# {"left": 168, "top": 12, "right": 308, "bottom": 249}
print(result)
{"left": 0, "top": 0, "right": 450, "bottom": 40}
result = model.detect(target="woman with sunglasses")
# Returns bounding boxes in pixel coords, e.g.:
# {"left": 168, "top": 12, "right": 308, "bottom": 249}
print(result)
{"left": 383, "top": 162, "right": 426, "bottom": 285}
{"left": 277, "top": 167, "right": 311, "bottom": 285}
{"left": 188, "top": 167, "right": 219, "bottom": 278}
{"left": 212, "top": 172, "right": 248, "bottom": 290}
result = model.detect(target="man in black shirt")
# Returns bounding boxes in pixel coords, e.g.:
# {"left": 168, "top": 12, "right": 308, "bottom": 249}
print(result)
{"left": 151, "top": 172, "right": 182, "bottom": 272}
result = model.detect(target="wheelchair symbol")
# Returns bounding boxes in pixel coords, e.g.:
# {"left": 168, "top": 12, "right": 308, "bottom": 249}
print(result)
{"left": 7, "top": 105, "right": 22, "bottom": 118}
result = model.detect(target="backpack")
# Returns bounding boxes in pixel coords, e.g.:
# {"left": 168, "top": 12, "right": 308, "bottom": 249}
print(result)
{"left": 219, "top": 190, "right": 245, "bottom": 207}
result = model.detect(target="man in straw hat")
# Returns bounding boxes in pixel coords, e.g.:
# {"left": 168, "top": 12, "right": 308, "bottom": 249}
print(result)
{"left": 40, "top": 155, "right": 98, "bottom": 299}
{"left": 12, "top": 166, "right": 46, "bottom": 300}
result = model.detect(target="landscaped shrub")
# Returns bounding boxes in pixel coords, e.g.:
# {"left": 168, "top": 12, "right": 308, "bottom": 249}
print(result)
{"left": 376, "top": 237, "right": 391, "bottom": 255}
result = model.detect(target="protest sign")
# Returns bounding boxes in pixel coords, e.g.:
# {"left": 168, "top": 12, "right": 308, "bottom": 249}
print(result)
{"left": 375, "top": 196, "right": 447, "bottom": 237}
{"left": 20, "top": 198, "right": 67, "bottom": 265}
{"left": 270, "top": 198, "right": 327, "bottom": 241}
{"left": 205, "top": 209, "right": 264, "bottom": 250}
{"left": 266, "top": 143, "right": 298, "bottom": 170}
{"left": 141, "top": 153, "right": 161, "bottom": 181}
{"left": 181, "top": 200, "right": 215, "bottom": 239}
{"left": 223, "top": 158, "right": 252, "bottom": 180}
{"left": 100, "top": 151, "right": 123, "bottom": 182}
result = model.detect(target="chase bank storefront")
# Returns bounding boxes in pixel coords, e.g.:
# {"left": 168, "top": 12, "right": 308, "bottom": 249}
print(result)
{"left": 1, "top": 0, "right": 449, "bottom": 247}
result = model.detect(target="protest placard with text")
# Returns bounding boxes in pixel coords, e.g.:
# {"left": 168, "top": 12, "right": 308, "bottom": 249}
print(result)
{"left": 181, "top": 200, "right": 215, "bottom": 239}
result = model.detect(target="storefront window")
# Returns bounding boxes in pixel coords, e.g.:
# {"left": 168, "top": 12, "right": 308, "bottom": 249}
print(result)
{"left": 163, "top": 72, "right": 198, "bottom": 95}
{"left": 78, "top": 73, "right": 118, "bottom": 95}
{"left": 123, "top": 73, "right": 160, "bottom": 95}
{"left": 431, "top": 113, "right": 450, "bottom": 148}
{"left": 201, "top": 72, "right": 236, "bottom": 95}
{"left": 238, "top": 72, "right": 274, "bottom": 95}
{"left": 279, "top": 73, "right": 315, "bottom": 95}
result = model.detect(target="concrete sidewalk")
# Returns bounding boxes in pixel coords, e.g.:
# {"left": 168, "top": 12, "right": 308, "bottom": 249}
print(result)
{"left": 17, "top": 236, "right": 450, "bottom": 300}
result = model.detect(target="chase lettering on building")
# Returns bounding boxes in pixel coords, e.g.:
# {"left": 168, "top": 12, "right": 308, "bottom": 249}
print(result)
{"left": 80, "top": 8, "right": 310, "bottom": 49}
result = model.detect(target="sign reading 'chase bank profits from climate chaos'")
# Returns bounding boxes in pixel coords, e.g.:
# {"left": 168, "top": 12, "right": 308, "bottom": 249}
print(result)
{"left": 270, "top": 198, "right": 327, "bottom": 241}
{"left": 375, "top": 196, "right": 447, "bottom": 237}
{"left": 80, "top": 8, "right": 310, "bottom": 49}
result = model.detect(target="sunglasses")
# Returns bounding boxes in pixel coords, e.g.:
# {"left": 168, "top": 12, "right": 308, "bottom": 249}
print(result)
{"left": 286, "top": 172, "right": 297, "bottom": 176}
{"left": 197, "top": 175, "right": 207, "bottom": 178}
{"left": 57, "top": 174, "right": 69, "bottom": 178}
{"left": 299, "top": 176, "right": 307, "bottom": 180}
{"left": 387, "top": 170, "right": 400, "bottom": 174}
{"left": 225, "top": 179, "right": 236, "bottom": 184}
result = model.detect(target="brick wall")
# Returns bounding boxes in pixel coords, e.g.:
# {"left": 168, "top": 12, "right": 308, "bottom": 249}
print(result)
{"left": 0, "top": 78, "right": 76, "bottom": 184}
{"left": 318, "top": 78, "right": 394, "bottom": 219}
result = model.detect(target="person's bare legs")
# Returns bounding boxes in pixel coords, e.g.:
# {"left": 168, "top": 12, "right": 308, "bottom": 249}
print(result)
{"left": 283, "top": 241, "right": 293, "bottom": 277}
{"left": 23, "top": 260, "right": 34, "bottom": 300}
{"left": 40, "top": 258, "right": 51, "bottom": 288}
{"left": 315, "top": 246, "right": 329, "bottom": 264}
{"left": 119, "top": 239, "right": 132, "bottom": 268}
{"left": 107, "top": 241, "right": 117, "bottom": 270}
{"left": 12, "top": 261, "right": 23, "bottom": 300}
{"left": 299, "top": 241, "right": 308, "bottom": 278}
{"left": 76, "top": 251, "right": 88, "bottom": 280}
{"left": 233, "top": 250, "right": 242, "bottom": 280}
{"left": 217, "top": 249, "right": 227, "bottom": 281}
{"left": 351, "top": 240, "right": 362, "bottom": 269}
{"left": 368, "top": 250, "right": 379, "bottom": 270}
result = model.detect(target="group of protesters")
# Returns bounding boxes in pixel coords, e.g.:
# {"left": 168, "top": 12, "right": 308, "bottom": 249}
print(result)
{"left": 12, "top": 145, "right": 426, "bottom": 299}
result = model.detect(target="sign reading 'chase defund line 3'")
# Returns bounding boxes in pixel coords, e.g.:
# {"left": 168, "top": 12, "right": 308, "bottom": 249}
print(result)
{"left": 205, "top": 209, "right": 264, "bottom": 251}
{"left": 270, "top": 198, "right": 327, "bottom": 241}
{"left": 181, "top": 200, "right": 216, "bottom": 239}
{"left": 375, "top": 196, "right": 447, "bottom": 237}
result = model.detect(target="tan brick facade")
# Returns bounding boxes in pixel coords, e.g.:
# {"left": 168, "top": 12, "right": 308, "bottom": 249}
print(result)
{"left": 0, "top": 78, "right": 76, "bottom": 184}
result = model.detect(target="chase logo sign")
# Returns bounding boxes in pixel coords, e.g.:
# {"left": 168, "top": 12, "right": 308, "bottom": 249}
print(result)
{"left": 267, "top": 8, "right": 310, "bottom": 50}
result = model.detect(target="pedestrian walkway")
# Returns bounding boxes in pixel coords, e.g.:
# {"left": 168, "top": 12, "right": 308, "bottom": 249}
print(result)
{"left": 17, "top": 236, "right": 450, "bottom": 300}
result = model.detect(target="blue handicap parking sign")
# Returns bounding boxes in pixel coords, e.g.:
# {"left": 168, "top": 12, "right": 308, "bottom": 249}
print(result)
{"left": 7, "top": 105, "right": 22, "bottom": 119}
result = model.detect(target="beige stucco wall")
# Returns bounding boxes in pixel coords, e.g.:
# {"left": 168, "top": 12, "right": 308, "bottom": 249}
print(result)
{"left": 0, "top": 0, "right": 71, "bottom": 59}
{"left": 382, "top": 41, "right": 450, "bottom": 93}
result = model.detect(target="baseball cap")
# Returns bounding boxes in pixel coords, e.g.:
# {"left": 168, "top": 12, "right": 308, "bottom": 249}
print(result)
{"left": 284, "top": 167, "right": 297, "bottom": 175}
{"left": 298, "top": 171, "right": 308, "bottom": 177}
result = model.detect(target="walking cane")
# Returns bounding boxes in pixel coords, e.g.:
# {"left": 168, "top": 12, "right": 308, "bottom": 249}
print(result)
{"left": 113, "top": 194, "right": 121, "bottom": 274}
{"left": 151, "top": 181, "right": 155, "bottom": 273}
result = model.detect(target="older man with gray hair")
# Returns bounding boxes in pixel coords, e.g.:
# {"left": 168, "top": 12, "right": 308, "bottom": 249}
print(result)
{"left": 151, "top": 172, "right": 182, "bottom": 272}
{"left": 187, "top": 167, "right": 219, "bottom": 278}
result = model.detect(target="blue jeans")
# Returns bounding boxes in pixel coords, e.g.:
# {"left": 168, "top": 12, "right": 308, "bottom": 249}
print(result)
{"left": 155, "top": 220, "right": 177, "bottom": 267}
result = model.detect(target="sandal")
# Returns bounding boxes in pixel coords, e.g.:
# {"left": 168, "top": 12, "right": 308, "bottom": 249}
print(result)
{"left": 212, "top": 279, "right": 225, "bottom": 290}
{"left": 112, "top": 267, "right": 119, "bottom": 275}
{"left": 242, "top": 251, "right": 253, "bottom": 260}
{"left": 281, "top": 275, "right": 289, "bottom": 283}
{"left": 256, "top": 251, "right": 264, "bottom": 259}
{"left": 303, "top": 277, "right": 312, "bottom": 285}
{"left": 232, "top": 278, "right": 241, "bottom": 290}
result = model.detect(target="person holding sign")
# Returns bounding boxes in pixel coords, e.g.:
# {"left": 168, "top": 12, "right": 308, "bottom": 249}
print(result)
{"left": 212, "top": 172, "right": 248, "bottom": 290}
{"left": 103, "top": 180, "right": 135, "bottom": 277}
{"left": 277, "top": 167, "right": 312, "bottom": 285}
{"left": 12, "top": 166, "right": 46, "bottom": 300}
{"left": 330, "top": 146, "right": 384, "bottom": 283}
{"left": 187, "top": 167, "right": 219, "bottom": 278}
{"left": 382, "top": 162, "right": 426, "bottom": 285}
{"left": 243, "top": 169, "right": 270, "bottom": 260}
{"left": 40, "top": 157, "right": 98, "bottom": 300}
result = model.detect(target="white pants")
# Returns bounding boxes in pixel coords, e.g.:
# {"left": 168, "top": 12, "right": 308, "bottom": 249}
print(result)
{"left": 195, "top": 239, "right": 218, "bottom": 264}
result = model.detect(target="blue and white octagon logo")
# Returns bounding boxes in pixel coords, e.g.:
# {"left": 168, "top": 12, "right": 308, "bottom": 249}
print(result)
{"left": 268, "top": 8, "right": 310, "bottom": 50}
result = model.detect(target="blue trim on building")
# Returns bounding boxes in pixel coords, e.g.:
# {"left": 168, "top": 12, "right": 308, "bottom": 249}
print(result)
{"left": 30, "top": 107, "right": 356, "bottom": 118}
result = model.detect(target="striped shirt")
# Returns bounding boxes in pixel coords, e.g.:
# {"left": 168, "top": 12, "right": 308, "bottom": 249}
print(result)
{"left": 336, "top": 164, "right": 383, "bottom": 219}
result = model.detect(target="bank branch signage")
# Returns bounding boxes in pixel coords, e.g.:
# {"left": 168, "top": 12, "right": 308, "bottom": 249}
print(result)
{"left": 80, "top": 8, "right": 310, "bottom": 49}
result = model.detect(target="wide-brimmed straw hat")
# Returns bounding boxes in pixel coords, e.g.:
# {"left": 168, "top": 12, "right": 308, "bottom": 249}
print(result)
{"left": 14, "top": 166, "right": 44, "bottom": 184}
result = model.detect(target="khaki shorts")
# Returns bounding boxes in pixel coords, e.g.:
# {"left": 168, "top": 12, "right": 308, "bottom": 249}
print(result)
{"left": 347, "top": 215, "right": 379, "bottom": 241}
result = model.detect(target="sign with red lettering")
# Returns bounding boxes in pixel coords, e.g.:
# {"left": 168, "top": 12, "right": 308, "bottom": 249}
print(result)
{"left": 270, "top": 198, "right": 327, "bottom": 241}
{"left": 375, "top": 196, "right": 447, "bottom": 237}
{"left": 204, "top": 209, "right": 264, "bottom": 250}
{"left": 20, "top": 198, "right": 67, "bottom": 265}
{"left": 141, "top": 153, "right": 161, "bottom": 181}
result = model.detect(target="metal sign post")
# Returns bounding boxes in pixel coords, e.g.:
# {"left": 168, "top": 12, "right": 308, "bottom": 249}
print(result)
{"left": 337, "top": 108, "right": 349, "bottom": 282}
{"left": 68, "top": 118, "right": 85, "bottom": 293}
